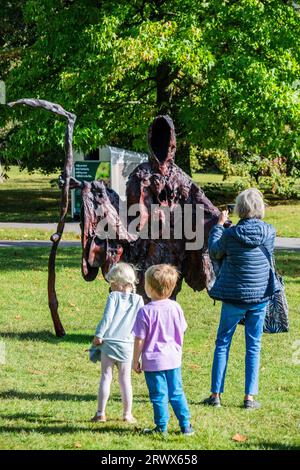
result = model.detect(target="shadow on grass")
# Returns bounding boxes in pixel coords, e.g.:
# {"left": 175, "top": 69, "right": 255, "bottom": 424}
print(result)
{"left": 0, "top": 390, "right": 149, "bottom": 404}
{"left": 0, "top": 412, "right": 67, "bottom": 424}
{"left": 0, "top": 248, "right": 82, "bottom": 272}
{"left": 275, "top": 252, "right": 300, "bottom": 279}
{"left": 243, "top": 441, "right": 300, "bottom": 451}
{"left": 0, "top": 188, "right": 61, "bottom": 224}
{"left": 0, "top": 410, "right": 147, "bottom": 436}
{"left": 0, "top": 390, "right": 96, "bottom": 402}
{"left": 0, "top": 330, "right": 92, "bottom": 344}
{"left": 0, "top": 424, "right": 135, "bottom": 435}
{"left": 0, "top": 247, "right": 299, "bottom": 278}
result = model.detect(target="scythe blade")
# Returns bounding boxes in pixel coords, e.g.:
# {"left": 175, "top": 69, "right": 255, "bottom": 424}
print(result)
{"left": 8, "top": 98, "right": 77, "bottom": 337}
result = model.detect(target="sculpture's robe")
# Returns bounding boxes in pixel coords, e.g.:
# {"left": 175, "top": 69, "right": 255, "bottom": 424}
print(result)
{"left": 80, "top": 115, "right": 224, "bottom": 301}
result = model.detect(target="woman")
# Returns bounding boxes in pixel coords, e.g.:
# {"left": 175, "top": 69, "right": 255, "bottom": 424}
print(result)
{"left": 204, "top": 188, "right": 276, "bottom": 409}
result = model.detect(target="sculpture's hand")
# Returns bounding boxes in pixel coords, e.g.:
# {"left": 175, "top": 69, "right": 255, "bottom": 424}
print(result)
{"left": 58, "top": 174, "right": 65, "bottom": 189}
{"left": 58, "top": 173, "right": 83, "bottom": 190}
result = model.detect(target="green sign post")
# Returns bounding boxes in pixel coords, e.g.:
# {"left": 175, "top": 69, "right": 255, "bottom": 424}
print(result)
{"left": 72, "top": 161, "right": 110, "bottom": 219}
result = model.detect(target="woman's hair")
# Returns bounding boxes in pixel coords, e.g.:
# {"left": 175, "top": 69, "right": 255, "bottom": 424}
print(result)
{"left": 105, "top": 262, "right": 138, "bottom": 292}
{"left": 145, "top": 264, "right": 179, "bottom": 299}
{"left": 235, "top": 188, "right": 265, "bottom": 220}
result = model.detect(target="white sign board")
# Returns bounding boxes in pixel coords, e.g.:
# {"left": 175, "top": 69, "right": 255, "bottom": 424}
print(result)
{"left": 71, "top": 146, "right": 148, "bottom": 218}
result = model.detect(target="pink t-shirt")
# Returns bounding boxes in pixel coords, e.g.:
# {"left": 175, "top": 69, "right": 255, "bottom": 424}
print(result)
{"left": 132, "top": 298, "right": 188, "bottom": 372}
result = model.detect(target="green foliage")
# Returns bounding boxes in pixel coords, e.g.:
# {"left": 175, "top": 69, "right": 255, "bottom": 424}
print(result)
{"left": 0, "top": 1, "right": 35, "bottom": 79}
{"left": 1, "top": 0, "right": 300, "bottom": 181}
{"left": 259, "top": 175, "right": 299, "bottom": 198}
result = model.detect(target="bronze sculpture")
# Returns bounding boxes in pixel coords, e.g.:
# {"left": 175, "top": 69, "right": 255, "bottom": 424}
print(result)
{"left": 8, "top": 99, "right": 226, "bottom": 337}
{"left": 8, "top": 98, "right": 76, "bottom": 337}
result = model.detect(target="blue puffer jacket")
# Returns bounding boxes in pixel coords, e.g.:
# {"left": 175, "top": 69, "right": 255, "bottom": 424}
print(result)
{"left": 208, "top": 218, "right": 276, "bottom": 303}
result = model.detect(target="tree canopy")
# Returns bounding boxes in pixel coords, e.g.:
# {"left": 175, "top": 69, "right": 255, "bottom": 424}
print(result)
{"left": 1, "top": 0, "right": 300, "bottom": 181}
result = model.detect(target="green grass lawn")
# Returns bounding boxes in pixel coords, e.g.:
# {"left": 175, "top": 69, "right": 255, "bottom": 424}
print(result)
{"left": 0, "top": 247, "right": 299, "bottom": 450}
{"left": 0, "top": 167, "right": 299, "bottom": 237}
{"left": 0, "top": 166, "right": 63, "bottom": 223}
{"left": 229, "top": 204, "right": 300, "bottom": 238}
{"left": 0, "top": 228, "right": 80, "bottom": 241}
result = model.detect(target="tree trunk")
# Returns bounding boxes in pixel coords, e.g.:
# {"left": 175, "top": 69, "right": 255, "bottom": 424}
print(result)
{"left": 156, "top": 61, "right": 191, "bottom": 175}
{"left": 0, "top": 161, "right": 3, "bottom": 183}
{"left": 156, "top": 61, "right": 172, "bottom": 115}
{"left": 176, "top": 140, "right": 192, "bottom": 176}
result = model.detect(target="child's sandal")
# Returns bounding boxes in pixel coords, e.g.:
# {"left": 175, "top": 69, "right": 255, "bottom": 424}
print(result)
{"left": 123, "top": 415, "right": 137, "bottom": 424}
{"left": 91, "top": 414, "right": 107, "bottom": 422}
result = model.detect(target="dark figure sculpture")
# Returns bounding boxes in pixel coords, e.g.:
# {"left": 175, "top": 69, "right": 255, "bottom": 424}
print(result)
{"left": 8, "top": 99, "right": 227, "bottom": 337}
{"left": 75, "top": 114, "right": 223, "bottom": 301}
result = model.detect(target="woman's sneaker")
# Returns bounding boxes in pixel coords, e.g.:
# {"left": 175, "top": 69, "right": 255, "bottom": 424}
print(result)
{"left": 202, "top": 395, "right": 222, "bottom": 407}
{"left": 181, "top": 424, "right": 195, "bottom": 436}
{"left": 244, "top": 399, "right": 261, "bottom": 410}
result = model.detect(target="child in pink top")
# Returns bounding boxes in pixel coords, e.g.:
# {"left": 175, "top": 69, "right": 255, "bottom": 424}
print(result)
{"left": 132, "top": 264, "right": 194, "bottom": 435}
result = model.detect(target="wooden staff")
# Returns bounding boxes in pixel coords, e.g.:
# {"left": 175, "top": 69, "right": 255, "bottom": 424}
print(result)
{"left": 8, "top": 99, "right": 76, "bottom": 336}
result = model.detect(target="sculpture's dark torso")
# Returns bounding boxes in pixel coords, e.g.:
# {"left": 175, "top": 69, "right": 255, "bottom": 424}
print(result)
{"left": 80, "top": 115, "right": 222, "bottom": 302}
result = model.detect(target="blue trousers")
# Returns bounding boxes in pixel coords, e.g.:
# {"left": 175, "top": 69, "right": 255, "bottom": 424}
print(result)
{"left": 211, "top": 301, "right": 267, "bottom": 396}
{"left": 144, "top": 368, "right": 190, "bottom": 432}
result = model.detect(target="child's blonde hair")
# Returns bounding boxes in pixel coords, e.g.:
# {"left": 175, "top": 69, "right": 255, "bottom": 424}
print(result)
{"left": 105, "top": 262, "right": 138, "bottom": 293}
{"left": 145, "top": 264, "right": 179, "bottom": 299}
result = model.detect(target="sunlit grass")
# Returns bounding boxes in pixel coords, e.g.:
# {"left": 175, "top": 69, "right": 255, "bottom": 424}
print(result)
{"left": 0, "top": 167, "right": 299, "bottom": 237}
{"left": 0, "top": 228, "right": 80, "bottom": 241}
{"left": 0, "top": 247, "right": 299, "bottom": 450}
{"left": 0, "top": 167, "right": 63, "bottom": 223}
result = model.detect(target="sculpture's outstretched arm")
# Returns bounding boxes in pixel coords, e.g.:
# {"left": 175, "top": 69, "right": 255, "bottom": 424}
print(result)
{"left": 58, "top": 174, "right": 83, "bottom": 190}
{"left": 183, "top": 181, "right": 231, "bottom": 292}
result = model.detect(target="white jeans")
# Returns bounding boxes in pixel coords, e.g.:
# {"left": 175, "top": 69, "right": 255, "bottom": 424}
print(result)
{"left": 98, "top": 352, "right": 133, "bottom": 418}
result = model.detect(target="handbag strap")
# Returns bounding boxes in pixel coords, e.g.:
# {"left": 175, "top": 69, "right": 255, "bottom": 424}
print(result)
{"left": 258, "top": 245, "right": 275, "bottom": 271}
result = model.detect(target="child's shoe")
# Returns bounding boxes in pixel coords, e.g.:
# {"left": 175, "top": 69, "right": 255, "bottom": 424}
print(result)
{"left": 181, "top": 424, "right": 195, "bottom": 436}
{"left": 91, "top": 413, "right": 106, "bottom": 422}
{"left": 142, "top": 426, "right": 167, "bottom": 436}
{"left": 123, "top": 415, "right": 137, "bottom": 424}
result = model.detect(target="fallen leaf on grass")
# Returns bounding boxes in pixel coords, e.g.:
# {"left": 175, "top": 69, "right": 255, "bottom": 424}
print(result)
{"left": 232, "top": 433, "right": 247, "bottom": 442}
{"left": 15, "top": 315, "right": 21, "bottom": 320}
{"left": 74, "top": 442, "right": 82, "bottom": 448}
{"left": 28, "top": 369, "right": 47, "bottom": 375}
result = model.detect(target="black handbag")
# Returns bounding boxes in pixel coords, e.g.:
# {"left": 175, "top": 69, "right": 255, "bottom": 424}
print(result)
{"left": 240, "top": 245, "right": 289, "bottom": 333}
{"left": 259, "top": 245, "right": 289, "bottom": 333}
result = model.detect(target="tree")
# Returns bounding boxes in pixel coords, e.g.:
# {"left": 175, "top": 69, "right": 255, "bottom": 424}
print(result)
{"left": 0, "top": 0, "right": 36, "bottom": 177}
{"left": 0, "top": 1, "right": 36, "bottom": 80}
{"left": 1, "top": 0, "right": 300, "bottom": 181}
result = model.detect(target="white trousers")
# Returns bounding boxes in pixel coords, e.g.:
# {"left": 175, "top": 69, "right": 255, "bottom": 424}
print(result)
{"left": 98, "top": 352, "right": 132, "bottom": 418}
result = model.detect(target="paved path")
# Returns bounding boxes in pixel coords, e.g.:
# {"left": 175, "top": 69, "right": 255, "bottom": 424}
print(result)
{"left": 0, "top": 222, "right": 81, "bottom": 234}
{"left": 0, "top": 240, "right": 80, "bottom": 248}
{"left": 0, "top": 237, "right": 300, "bottom": 250}
{"left": 0, "top": 222, "right": 299, "bottom": 250}
{"left": 275, "top": 237, "right": 300, "bottom": 251}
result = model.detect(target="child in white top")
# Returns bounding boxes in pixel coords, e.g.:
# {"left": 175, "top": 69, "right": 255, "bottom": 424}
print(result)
{"left": 91, "top": 263, "right": 144, "bottom": 423}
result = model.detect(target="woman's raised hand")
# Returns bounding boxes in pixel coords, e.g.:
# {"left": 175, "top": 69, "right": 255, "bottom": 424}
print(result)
{"left": 218, "top": 210, "right": 229, "bottom": 226}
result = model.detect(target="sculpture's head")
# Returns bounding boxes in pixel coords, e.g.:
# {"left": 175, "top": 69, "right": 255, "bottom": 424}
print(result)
{"left": 148, "top": 115, "right": 176, "bottom": 175}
